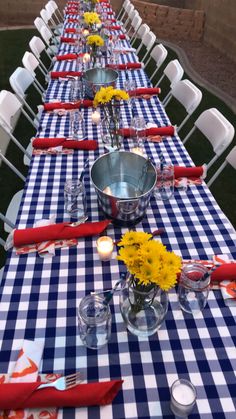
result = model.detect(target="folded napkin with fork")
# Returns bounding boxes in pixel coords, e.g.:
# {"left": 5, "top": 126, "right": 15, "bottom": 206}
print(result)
{"left": 120, "top": 126, "right": 175, "bottom": 139}
{"left": 174, "top": 166, "right": 207, "bottom": 180}
{"left": 65, "top": 27, "right": 77, "bottom": 33}
{"left": 128, "top": 87, "right": 161, "bottom": 97}
{"left": 43, "top": 100, "right": 93, "bottom": 111}
{"left": 12, "top": 220, "right": 111, "bottom": 248}
{"left": 67, "top": 17, "right": 78, "bottom": 22}
{"left": 51, "top": 70, "right": 82, "bottom": 78}
{"left": 32, "top": 138, "right": 98, "bottom": 150}
{"left": 104, "top": 25, "right": 122, "bottom": 30}
{"left": 0, "top": 380, "right": 123, "bottom": 409}
{"left": 60, "top": 36, "right": 76, "bottom": 43}
{"left": 106, "top": 63, "right": 142, "bottom": 70}
{"left": 55, "top": 53, "right": 83, "bottom": 61}
{"left": 211, "top": 263, "right": 236, "bottom": 283}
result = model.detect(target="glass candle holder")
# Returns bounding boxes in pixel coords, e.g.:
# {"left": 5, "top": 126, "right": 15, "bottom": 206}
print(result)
{"left": 96, "top": 236, "right": 114, "bottom": 261}
{"left": 170, "top": 379, "right": 197, "bottom": 417}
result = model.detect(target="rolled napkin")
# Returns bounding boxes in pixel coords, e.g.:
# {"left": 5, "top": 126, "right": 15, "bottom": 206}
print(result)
{"left": 105, "top": 25, "right": 121, "bottom": 30}
{"left": 118, "top": 34, "right": 126, "bottom": 40}
{"left": 33, "top": 138, "right": 98, "bottom": 151}
{"left": 67, "top": 17, "right": 78, "bottom": 22}
{"left": 120, "top": 126, "right": 175, "bottom": 138}
{"left": 51, "top": 70, "right": 82, "bottom": 78}
{"left": 65, "top": 27, "right": 77, "bottom": 33}
{"left": 13, "top": 219, "right": 111, "bottom": 247}
{"left": 43, "top": 100, "right": 93, "bottom": 111}
{"left": 106, "top": 63, "right": 142, "bottom": 70}
{"left": 0, "top": 380, "right": 123, "bottom": 409}
{"left": 60, "top": 37, "right": 76, "bottom": 43}
{"left": 211, "top": 263, "right": 236, "bottom": 283}
{"left": 174, "top": 165, "right": 207, "bottom": 180}
{"left": 128, "top": 87, "right": 161, "bottom": 97}
{"left": 55, "top": 53, "right": 84, "bottom": 61}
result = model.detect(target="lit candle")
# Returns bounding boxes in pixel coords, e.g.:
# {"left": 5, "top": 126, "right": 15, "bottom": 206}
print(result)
{"left": 170, "top": 379, "right": 196, "bottom": 417}
{"left": 83, "top": 53, "right": 91, "bottom": 64}
{"left": 83, "top": 29, "right": 89, "bottom": 37}
{"left": 96, "top": 236, "right": 114, "bottom": 261}
{"left": 131, "top": 146, "right": 144, "bottom": 156}
{"left": 91, "top": 110, "right": 101, "bottom": 125}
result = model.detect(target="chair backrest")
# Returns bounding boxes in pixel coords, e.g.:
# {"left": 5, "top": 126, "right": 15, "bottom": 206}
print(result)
{"left": 22, "top": 51, "right": 39, "bottom": 76}
{"left": 34, "top": 17, "right": 46, "bottom": 34}
{"left": 132, "top": 14, "right": 142, "bottom": 31}
{"left": 29, "top": 36, "right": 46, "bottom": 58}
{"left": 137, "top": 23, "right": 150, "bottom": 39}
{"left": 164, "top": 59, "right": 184, "bottom": 88}
{"left": 143, "top": 31, "right": 156, "bottom": 50}
{"left": 207, "top": 145, "right": 236, "bottom": 187}
{"left": 124, "top": 1, "right": 132, "bottom": 14}
{"left": 165, "top": 79, "right": 202, "bottom": 132}
{"left": 151, "top": 44, "right": 168, "bottom": 66}
{"left": 0, "top": 90, "right": 22, "bottom": 131}
{"left": 9, "top": 67, "right": 34, "bottom": 97}
{"left": 40, "top": 8, "right": 50, "bottom": 25}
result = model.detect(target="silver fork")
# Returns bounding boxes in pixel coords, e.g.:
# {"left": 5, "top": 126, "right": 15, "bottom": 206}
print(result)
{"left": 37, "top": 372, "right": 83, "bottom": 391}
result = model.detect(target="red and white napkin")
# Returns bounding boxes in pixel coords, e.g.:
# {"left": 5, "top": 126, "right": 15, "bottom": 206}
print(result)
{"left": 43, "top": 100, "right": 94, "bottom": 111}
{"left": 6, "top": 220, "right": 111, "bottom": 255}
{"left": 32, "top": 138, "right": 98, "bottom": 152}
{"left": 128, "top": 87, "right": 161, "bottom": 98}
{"left": 51, "top": 70, "right": 82, "bottom": 78}
{"left": 54, "top": 53, "right": 84, "bottom": 61}
{"left": 173, "top": 165, "right": 207, "bottom": 187}
{"left": 0, "top": 339, "right": 56, "bottom": 418}
{"left": 106, "top": 62, "right": 142, "bottom": 70}
{"left": 120, "top": 125, "right": 176, "bottom": 141}
{"left": 60, "top": 36, "right": 76, "bottom": 44}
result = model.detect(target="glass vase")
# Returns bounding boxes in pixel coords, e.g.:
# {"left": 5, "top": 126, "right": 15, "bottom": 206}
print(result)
{"left": 119, "top": 275, "right": 169, "bottom": 337}
{"left": 101, "top": 104, "right": 123, "bottom": 152}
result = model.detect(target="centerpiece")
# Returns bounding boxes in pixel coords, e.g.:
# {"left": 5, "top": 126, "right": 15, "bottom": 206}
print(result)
{"left": 86, "top": 34, "right": 104, "bottom": 67}
{"left": 83, "top": 11, "right": 101, "bottom": 32}
{"left": 117, "top": 231, "right": 182, "bottom": 336}
{"left": 93, "top": 86, "right": 129, "bottom": 151}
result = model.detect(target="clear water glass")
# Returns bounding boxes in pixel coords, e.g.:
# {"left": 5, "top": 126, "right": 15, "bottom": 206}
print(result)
{"left": 64, "top": 179, "right": 87, "bottom": 220}
{"left": 78, "top": 294, "right": 112, "bottom": 350}
{"left": 70, "top": 110, "right": 85, "bottom": 141}
{"left": 131, "top": 116, "right": 146, "bottom": 144}
{"left": 178, "top": 263, "right": 210, "bottom": 315}
{"left": 155, "top": 165, "right": 174, "bottom": 200}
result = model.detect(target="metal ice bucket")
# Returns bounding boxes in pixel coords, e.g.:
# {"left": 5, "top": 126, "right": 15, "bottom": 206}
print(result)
{"left": 83, "top": 68, "right": 119, "bottom": 99}
{"left": 90, "top": 151, "right": 157, "bottom": 225}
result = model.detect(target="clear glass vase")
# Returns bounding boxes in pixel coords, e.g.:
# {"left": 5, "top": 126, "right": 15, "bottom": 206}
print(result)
{"left": 101, "top": 104, "right": 123, "bottom": 152}
{"left": 119, "top": 276, "right": 169, "bottom": 337}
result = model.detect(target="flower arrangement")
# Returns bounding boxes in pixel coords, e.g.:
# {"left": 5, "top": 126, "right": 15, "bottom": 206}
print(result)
{"left": 83, "top": 11, "right": 101, "bottom": 27}
{"left": 93, "top": 86, "right": 129, "bottom": 150}
{"left": 86, "top": 34, "right": 104, "bottom": 66}
{"left": 117, "top": 231, "right": 181, "bottom": 291}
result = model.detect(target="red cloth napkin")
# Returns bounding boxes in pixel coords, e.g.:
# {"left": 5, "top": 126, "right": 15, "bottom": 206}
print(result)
{"left": 129, "top": 87, "right": 161, "bottom": 97}
{"left": 105, "top": 25, "right": 121, "bottom": 30}
{"left": 60, "top": 37, "right": 76, "bottom": 43}
{"left": 174, "top": 166, "right": 205, "bottom": 179}
{"left": 65, "top": 28, "right": 77, "bottom": 33}
{"left": 44, "top": 100, "right": 93, "bottom": 111}
{"left": 67, "top": 18, "right": 78, "bottom": 22}
{"left": 0, "top": 380, "right": 123, "bottom": 409}
{"left": 211, "top": 263, "right": 236, "bottom": 283}
{"left": 14, "top": 220, "right": 111, "bottom": 247}
{"left": 51, "top": 70, "right": 82, "bottom": 78}
{"left": 33, "top": 138, "right": 98, "bottom": 150}
{"left": 55, "top": 53, "right": 78, "bottom": 61}
{"left": 106, "top": 63, "right": 141, "bottom": 70}
{"left": 120, "top": 126, "right": 175, "bottom": 138}
{"left": 118, "top": 34, "right": 126, "bottom": 40}
{"left": 106, "top": 11, "right": 113, "bottom": 15}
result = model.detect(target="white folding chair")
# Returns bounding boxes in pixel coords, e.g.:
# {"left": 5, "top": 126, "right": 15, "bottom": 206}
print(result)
{"left": 118, "top": 0, "right": 132, "bottom": 24}
{"left": 48, "top": 0, "right": 64, "bottom": 22}
{"left": 116, "top": 0, "right": 130, "bottom": 21}
{"left": 123, "top": 7, "right": 136, "bottom": 31}
{"left": 135, "top": 24, "right": 150, "bottom": 54}
{"left": 164, "top": 79, "right": 202, "bottom": 133}
{"left": 183, "top": 108, "right": 235, "bottom": 169}
{"left": 9, "top": 67, "right": 42, "bottom": 127}
{"left": 40, "top": 8, "right": 62, "bottom": 36}
{"left": 45, "top": 1, "right": 63, "bottom": 31}
{"left": 0, "top": 90, "right": 33, "bottom": 165}
{"left": 159, "top": 59, "right": 184, "bottom": 104}
{"left": 141, "top": 31, "right": 157, "bottom": 63}
{"left": 145, "top": 44, "right": 168, "bottom": 83}
{"left": 126, "top": 10, "right": 139, "bottom": 37}
{"left": 34, "top": 17, "right": 59, "bottom": 49}
{"left": 29, "top": 36, "right": 52, "bottom": 73}
{"left": 22, "top": 51, "right": 48, "bottom": 87}
{"left": 130, "top": 15, "right": 142, "bottom": 43}
{"left": 207, "top": 146, "right": 236, "bottom": 187}
{"left": 0, "top": 151, "right": 25, "bottom": 233}
{"left": 0, "top": 213, "right": 15, "bottom": 238}
{"left": 39, "top": 25, "right": 59, "bottom": 56}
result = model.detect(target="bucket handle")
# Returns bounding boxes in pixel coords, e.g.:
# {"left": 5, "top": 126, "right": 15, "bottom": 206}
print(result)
{"left": 116, "top": 199, "right": 139, "bottom": 215}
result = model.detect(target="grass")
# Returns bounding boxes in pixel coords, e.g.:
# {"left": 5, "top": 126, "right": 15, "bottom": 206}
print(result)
{"left": 0, "top": 29, "right": 235, "bottom": 268}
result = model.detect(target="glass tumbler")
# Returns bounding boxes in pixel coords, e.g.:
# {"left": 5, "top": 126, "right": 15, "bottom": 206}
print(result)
{"left": 178, "top": 263, "right": 210, "bottom": 314}
{"left": 64, "top": 179, "right": 87, "bottom": 220}
{"left": 78, "top": 294, "right": 112, "bottom": 350}
{"left": 155, "top": 165, "right": 174, "bottom": 200}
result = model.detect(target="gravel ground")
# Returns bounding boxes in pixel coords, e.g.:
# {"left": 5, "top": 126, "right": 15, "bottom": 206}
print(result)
{"left": 174, "top": 39, "right": 236, "bottom": 101}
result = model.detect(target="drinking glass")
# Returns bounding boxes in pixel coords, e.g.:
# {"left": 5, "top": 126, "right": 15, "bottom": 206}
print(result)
{"left": 124, "top": 79, "right": 136, "bottom": 117}
{"left": 78, "top": 294, "right": 112, "bottom": 350}
{"left": 170, "top": 379, "right": 197, "bottom": 417}
{"left": 131, "top": 115, "right": 146, "bottom": 144}
{"left": 70, "top": 110, "right": 85, "bottom": 141}
{"left": 155, "top": 164, "right": 174, "bottom": 200}
{"left": 64, "top": 179, "right": 87, "bottom": 220}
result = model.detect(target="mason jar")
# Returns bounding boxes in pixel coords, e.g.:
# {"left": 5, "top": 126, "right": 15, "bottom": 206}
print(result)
{"left": 78, "top": 294, "right": 111, "bottom": 349}
{"left": 178, "top": 263, "right": 210, "bottom": 314}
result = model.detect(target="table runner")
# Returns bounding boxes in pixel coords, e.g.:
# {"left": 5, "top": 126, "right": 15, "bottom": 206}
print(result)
{"left": 0, "top": 2, "right": 236, "bottom": 418}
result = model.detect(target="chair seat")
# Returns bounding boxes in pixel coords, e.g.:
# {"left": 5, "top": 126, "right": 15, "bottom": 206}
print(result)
{"left": 4, "top": 190, "right": 23, "bottom": 233}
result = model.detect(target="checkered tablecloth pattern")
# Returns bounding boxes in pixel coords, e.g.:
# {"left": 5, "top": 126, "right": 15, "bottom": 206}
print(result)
{"left": 0, "top": 4, "right": 236, "bottom": 418}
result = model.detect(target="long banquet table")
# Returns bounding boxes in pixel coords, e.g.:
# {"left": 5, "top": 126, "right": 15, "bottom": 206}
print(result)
{"left": 0, "top": 2, "right": 236, "bottom": 418}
